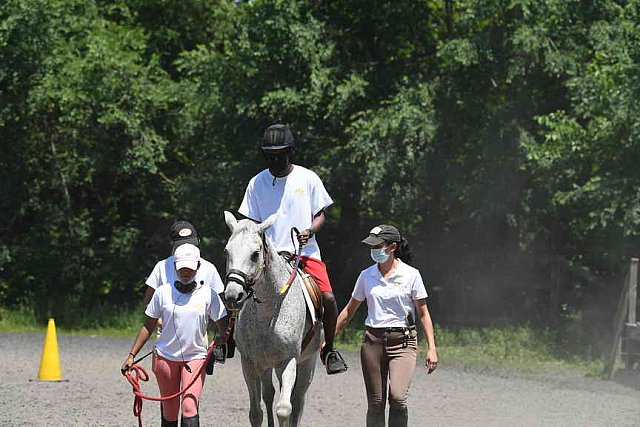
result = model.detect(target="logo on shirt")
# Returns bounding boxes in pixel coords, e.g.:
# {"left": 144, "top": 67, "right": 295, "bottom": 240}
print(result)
{"left": 293, "top": 187, "right": 306, "bottom": 196}
{"left": 389, "top": 277, "right": 404, "bottom": 289}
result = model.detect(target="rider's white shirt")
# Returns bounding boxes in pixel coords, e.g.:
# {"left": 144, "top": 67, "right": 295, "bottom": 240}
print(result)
{"left": 352, "top": 260, "right": 428, "bottom": 328}
{"left": 146, "top": 281, "right": 227, "bottom": 361}
{"left": 238, "top": 165, "right": 333, "bottom": 260}
{"left": 145, "top": 256, "right": 224, "bottom": 293}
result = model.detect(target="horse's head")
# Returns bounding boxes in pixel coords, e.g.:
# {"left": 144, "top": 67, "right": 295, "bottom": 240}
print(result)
{"left": 222, "top": 210, "right": 277, "bottom": 311}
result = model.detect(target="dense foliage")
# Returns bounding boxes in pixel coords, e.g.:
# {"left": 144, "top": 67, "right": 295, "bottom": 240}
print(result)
{"left": 2, "top": 0, "right": 638, "bottom": 354}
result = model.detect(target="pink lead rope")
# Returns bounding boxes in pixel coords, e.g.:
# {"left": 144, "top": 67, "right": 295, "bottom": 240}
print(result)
{"left": 122, "top": 317, "right": 235, "bottom": 427}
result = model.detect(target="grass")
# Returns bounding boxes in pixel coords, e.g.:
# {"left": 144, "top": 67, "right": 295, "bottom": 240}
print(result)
{"left": 0, "top": 305, "right": 142, "bottom": 337}
{"left": 335, "top": 323, "right": 604, "bottom": 377}
{"left": 433, "top": 326, "right": 604, "bottom": 377}
{"left": 0, "top": 305, "right": 604, "bottom": 376}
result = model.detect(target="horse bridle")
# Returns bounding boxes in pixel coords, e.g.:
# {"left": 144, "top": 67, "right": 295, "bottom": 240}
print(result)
{"left": 224, "top": 232, "right": 268, "bottom": 303}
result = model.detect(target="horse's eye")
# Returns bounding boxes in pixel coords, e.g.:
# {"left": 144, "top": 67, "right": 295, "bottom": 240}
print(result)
{"left": 251, "top": 251, "right": 260, "bottom": 262}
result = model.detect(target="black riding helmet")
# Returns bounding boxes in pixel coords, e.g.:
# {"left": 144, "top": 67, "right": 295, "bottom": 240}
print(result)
{"left": 261, "top": 124, "right": 295, "bottom": 177}
{"left": 261, "top": 124, "right": 295, "bottom": 151}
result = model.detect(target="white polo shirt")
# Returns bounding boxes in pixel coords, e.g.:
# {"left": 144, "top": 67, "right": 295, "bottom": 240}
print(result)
{"left": 145, "top": 256, "right": 224, "bottom": 294}
{"left": 238, "top": 165, "right": 333, "bottom": 260}
{"left": 145, "top": 282, "right": 227, "bottom": 361}
{"left": 352, "top": 260, "right": 428, "bottom": 328}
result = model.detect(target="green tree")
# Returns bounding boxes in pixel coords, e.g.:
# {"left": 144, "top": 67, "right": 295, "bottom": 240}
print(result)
{"left": 0, "top": 0, "right": 177, "bottom": 321}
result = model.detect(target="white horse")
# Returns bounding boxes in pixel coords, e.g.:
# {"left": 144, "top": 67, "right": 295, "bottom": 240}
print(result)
{"left": 223, "top": 211, "right": 322, "bottom": 427}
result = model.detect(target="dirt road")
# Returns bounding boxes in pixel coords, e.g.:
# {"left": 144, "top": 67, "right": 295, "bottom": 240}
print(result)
{"left": 1, "top": 333, "right": 639, "bottom": 426}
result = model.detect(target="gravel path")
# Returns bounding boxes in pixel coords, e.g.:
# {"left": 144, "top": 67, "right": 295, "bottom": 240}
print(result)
{"left": 1, "top": 332, "right": 639, "bottom": 426}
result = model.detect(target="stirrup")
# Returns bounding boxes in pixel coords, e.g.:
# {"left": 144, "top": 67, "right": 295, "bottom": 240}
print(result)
{"left": 324, "top": 349, "right": 348, "bottom": 375}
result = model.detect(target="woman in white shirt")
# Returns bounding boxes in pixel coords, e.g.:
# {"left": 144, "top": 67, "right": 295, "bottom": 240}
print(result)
{"left": 335, "top": 225, "right": 438, "bottom": 427}
{"left": 122, "top": 244, "right": 228, "bottom": 427}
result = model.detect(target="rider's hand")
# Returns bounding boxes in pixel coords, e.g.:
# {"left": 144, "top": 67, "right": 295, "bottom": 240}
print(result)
{"left": 121, "top": 354, "right": 134, "bottom": 374}
{"left": 297, "top": 229, "right": 313, "bottom": 247}
{"left": 426, "top": 348, "right": 438, "bottom": 374}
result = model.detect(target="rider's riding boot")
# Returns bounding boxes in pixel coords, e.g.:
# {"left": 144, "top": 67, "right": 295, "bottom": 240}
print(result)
{"left": 181, "top": 413, "right": 199, "bottom": 427}
{"left": 161, "top": 417, "right": 178, "bottom": 427}
{"left": 321, "top": 291, "right": 348, "bottom": 374}
{"left": 324, "top": 348, "right": 348, "bottom": 374}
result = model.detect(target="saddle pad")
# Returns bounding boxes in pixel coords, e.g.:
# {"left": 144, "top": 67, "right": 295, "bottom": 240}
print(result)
{"left": 300, "top": 271, "right": 323, "bottom": 313}
{"left": 281, "top": 253, "right": 323, "bottom": 315}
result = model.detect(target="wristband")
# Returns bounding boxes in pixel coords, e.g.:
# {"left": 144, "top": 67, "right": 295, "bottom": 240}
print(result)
{"left": 129, "top": 352, "right": 136, "bottom": 358}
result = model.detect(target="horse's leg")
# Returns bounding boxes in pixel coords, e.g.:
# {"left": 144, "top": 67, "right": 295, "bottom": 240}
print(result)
{"left": 261, "top": 368, "right": 276, "bottom": 427}
{"left": 290, "top": 354, "right": 317, "bottom": 427}
{"left": 241, "top": 355, "right": 263, "bottom": 427}
{"left": 274, "top": 358, "right": 297, "bottom": 426}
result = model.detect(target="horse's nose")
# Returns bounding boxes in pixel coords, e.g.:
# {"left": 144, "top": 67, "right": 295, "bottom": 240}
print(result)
{"left": 223, "top": 290, "right": 244, "bottom": 310}
{"left": 231, "top": 292, "right": 245, "bottom": 306}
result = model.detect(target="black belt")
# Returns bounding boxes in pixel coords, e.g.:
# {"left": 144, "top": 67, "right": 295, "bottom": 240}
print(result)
{"left": 368, "top": 326, "right": 415, "bottom": 333}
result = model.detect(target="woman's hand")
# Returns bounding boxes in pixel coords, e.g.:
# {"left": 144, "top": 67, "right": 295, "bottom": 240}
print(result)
{"left": 426, "top": 347, "right": 438, "bottom": 374}
{"left": 121, "top": 354, "right": 135, "bottom": 374}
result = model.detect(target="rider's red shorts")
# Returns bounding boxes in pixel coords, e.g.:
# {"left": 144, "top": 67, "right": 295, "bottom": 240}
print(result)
{"left": 299, "top": 256, "right": 333, "bottom": 293}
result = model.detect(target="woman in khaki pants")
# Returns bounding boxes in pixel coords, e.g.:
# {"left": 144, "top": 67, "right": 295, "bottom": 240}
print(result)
{"left": 335, "top": 224, "right": 438, "bottom": 427}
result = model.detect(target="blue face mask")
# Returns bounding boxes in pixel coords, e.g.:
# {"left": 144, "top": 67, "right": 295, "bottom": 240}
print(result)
{"left": 370, "top": 247, "right": 390, "bottom": 264}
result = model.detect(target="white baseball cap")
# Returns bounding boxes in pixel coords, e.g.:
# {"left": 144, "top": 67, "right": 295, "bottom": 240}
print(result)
{"left": 174, "top": 243, "right": 200, "bottom": 270}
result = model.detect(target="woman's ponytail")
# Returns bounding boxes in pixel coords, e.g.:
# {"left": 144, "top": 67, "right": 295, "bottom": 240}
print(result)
{"left": 394, "top": 236, "right": 413, "bottom": 265}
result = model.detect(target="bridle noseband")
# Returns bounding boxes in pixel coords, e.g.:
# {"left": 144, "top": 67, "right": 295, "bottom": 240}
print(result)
{"left": 224, "top": 232, "right": 268, "bottom": 304}
{"left": 225, "top": 268, "right": 261, "bottom": 303}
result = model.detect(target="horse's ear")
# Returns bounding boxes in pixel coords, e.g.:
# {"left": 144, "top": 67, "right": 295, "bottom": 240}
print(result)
{"left": 258, "top": 212, "right": 278, "bottom": 234}
{"left": 224, "top": 210, "right": 237, "bottom": 232}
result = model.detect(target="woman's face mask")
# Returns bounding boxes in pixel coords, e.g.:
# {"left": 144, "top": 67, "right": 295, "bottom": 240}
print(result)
{"left": 370, "top": 247, "right": 390, "bottom": 264}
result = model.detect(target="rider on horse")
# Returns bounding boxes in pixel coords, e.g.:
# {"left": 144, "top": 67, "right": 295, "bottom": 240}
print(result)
{"left": 238, "top": 123, "right": 348, "bottom": 375}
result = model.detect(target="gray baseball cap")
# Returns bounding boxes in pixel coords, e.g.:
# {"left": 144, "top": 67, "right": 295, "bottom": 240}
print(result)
{"left": 361, "top": 224, "right": 401, "bottom": 246}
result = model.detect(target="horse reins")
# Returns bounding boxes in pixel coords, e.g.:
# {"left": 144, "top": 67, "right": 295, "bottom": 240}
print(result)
{"left": 279, "top": 227, "right": 302, "bottom": 294}
{"left": 122, "top": 317, "right": 236, "bottom": 427}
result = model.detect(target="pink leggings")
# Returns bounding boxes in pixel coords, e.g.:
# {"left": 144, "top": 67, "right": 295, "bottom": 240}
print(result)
{"left": 152, "top": 354, "right": 206, "bottom": 421}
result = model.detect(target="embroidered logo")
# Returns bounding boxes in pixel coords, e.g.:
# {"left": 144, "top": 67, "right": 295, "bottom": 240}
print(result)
{"left": 293, "top": 187, "right": 306, "bottom": 195}
{"left": 390, "top": 279, "right": 404, "bottom": 289}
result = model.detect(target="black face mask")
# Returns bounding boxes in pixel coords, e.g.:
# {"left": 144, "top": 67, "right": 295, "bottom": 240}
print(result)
{"left": 265, "top": 151, "right": 292, "bottom": 176}
{"left": 174, "top": 280, "right": 196, "bottom": 294}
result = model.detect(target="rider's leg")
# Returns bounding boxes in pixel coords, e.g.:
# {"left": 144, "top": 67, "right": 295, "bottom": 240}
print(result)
{"left": 301, "top": 256, "right": 348, "bottom": 374}
{"left": 299, "top": 256, "right": 334, "bottom": 351}
{"left": 321, "top": 291, "right": 338, "bottom": 353}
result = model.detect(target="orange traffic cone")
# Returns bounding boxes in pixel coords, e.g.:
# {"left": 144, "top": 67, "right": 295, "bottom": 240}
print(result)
{"left": 38, "top": 318, "right": 62, "bottom": 381}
